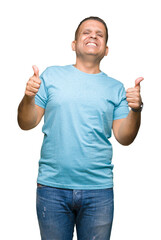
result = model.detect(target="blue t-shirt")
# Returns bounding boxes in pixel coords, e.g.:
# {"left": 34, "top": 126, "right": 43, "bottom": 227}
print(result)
{"left": 35, "top": 65, "right": 129, "bottom": 189}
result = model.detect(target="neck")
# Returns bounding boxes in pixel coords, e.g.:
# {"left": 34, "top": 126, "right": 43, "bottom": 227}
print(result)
{"left": 74, "top": 58, "right": 101, "bottom": 74}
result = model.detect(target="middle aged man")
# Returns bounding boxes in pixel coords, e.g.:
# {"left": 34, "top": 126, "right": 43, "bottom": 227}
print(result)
{"left": 18, "top": 16, "right": 143, "bottom": 240}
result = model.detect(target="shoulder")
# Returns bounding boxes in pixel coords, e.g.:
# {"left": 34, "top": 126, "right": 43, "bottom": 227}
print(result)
{"left": 107, "top": 75, "right": 123, "bottom": 86}
{"left": 103, "top": 73, "right": 124, "bottom": 89}
{"left": 41, "top": 65, "right": 72, "bottom": 77}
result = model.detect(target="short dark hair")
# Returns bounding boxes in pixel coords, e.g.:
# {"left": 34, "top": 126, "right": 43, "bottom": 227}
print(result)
{"left": 75, "top": 16, "right": 108, "bottom": 44}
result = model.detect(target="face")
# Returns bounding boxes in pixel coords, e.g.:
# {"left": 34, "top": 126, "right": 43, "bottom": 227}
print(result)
{"left": 72, "top": 20, "right": 108, "bottom": 61}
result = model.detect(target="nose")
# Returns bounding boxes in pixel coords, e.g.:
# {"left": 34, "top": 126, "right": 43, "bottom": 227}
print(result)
{"left": 90, "top": 31, "right": 97, "bottom": 39}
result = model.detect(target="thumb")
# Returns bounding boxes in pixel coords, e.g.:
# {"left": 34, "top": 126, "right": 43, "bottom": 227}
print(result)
{"left": 32, "top": 65, "right": 39, "bottom": 78}
{"left": 135, "top": 77, "right": 144, "bottom": 88}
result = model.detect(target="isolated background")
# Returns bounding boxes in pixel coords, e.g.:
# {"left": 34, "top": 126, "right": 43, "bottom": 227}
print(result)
{"left": 1, "top": 0, "right": 161, "bottom": 239}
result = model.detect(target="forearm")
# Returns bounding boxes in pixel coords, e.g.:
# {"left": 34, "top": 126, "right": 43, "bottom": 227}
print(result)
{"left": 117, "top": 110, "right": 141, "bottom": 145}
{"left": 17, "top": 95, "right": 38, "bottom": 130}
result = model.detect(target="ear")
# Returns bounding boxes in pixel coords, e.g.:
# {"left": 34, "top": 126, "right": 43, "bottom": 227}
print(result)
{"left": 105, "top": 46, "right": 109, "bottom": 56}
{"left": 71, "top": 41, "right": 76, "bottom": 51}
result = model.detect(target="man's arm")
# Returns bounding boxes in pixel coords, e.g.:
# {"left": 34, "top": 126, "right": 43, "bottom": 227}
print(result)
{"left": 18, "top": 96, "right": 44, "bottom": 130}
{"left": 112, "top": 77, "right": 144, "bottom": 146}
{"left": 112, "top": 111, "right": 141, "bottom": 145}
{"left": 17, "top": 65, "right": 45, "bottom": 130}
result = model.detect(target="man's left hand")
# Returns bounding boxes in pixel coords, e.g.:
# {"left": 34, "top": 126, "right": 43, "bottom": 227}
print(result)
{"left": 126, "top": 77, "right": 144, "bottom": 110}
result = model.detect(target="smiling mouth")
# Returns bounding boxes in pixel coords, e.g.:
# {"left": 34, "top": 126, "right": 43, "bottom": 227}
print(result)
{"left": 86, "top": 42, "right": 97, "bottom": 47}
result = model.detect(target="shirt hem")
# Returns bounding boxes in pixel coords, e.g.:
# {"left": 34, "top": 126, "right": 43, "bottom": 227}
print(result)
{"left": 37, "top": 180, "right": 113, "bottom": 190}
{"left": 113, "top": 113, "right": 129, "bottom": 120}
{"left": 35, "top": 101, "right": 46, "bottom": 109}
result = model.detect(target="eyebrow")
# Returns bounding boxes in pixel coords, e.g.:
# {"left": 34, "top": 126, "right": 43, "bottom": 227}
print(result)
{"left": 82, "top": 28, "right": 104, "bottom": 34}
{"left": 96, "top": 30, "right": 104, "bottom": 35}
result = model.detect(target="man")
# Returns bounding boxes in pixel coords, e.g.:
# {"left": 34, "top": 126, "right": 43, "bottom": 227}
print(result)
{"left": 18, "top": 16, "right": 143, "bottom": 240}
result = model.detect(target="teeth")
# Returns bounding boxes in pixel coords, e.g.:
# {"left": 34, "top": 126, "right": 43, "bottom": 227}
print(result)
{"left": 87, "top": 42, "right": 96, "bottom": 46}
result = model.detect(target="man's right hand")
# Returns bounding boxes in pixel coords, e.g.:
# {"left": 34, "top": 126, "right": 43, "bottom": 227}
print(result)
{"left": 25, "top": 65, "right": 41, "bottom": 97}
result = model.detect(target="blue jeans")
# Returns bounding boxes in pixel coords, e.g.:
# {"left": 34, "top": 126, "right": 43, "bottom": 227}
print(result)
{"left": 36, "top": 184, "right": 114, "bottom": 240}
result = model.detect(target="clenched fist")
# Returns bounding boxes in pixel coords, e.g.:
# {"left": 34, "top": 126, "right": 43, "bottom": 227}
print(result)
{"left": 126, "top": 77, "right": 144, "bottom": 110}
{"left": 25, "top": 65, "right": 41, "bottom": 97}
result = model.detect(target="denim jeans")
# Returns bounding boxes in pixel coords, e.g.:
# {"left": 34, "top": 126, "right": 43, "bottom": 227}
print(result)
{"left": 36, "top": 184, "right": 114, "bottom": 240}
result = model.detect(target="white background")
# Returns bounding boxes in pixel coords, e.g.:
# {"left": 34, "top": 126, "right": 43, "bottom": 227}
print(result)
{"left": 1, "top": 0, "right": 161, "bottom": 239}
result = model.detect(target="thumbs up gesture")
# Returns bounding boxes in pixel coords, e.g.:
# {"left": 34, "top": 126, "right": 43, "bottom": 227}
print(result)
{"left": 25, "top": 65, "right": 41, "bottom": 97}
{"left": 126, "top": 77, "right": 144, "bottom": 110}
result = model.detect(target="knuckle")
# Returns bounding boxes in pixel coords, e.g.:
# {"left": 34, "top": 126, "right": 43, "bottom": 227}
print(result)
{"left": 38, "top": 78, "right": 41, "bottom": 84}
{"left": 27, "top": 79, "right": 33, "bottom": 86}
{"left": 136, "top": 97, "right": 140, "bottom": 102}
{"left": 29, "top": 77, "right": 33, "bottom": 82}
{"left": 26, "top": 85, "right": 30, "bottom": 91}
{"left": 128, "top": 104, "right": 132, "bottom": 108}
{"left": 26, "top": 83, "right": 31, "bottom": 89}
{"left": 35, "top": 78, "right": 41, "bottom": 85}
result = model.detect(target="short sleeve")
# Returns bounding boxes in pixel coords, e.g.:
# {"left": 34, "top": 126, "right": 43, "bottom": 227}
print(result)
{"left": 113, "top": 84, "right": 129, "bottom": 120}
{"left": 35, "top": 71, "right": 48, "bottom": 109}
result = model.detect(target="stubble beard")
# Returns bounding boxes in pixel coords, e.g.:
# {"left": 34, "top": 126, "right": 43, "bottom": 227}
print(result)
{"left": 76, "top": 50, "right": 104, "bottom": 64}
